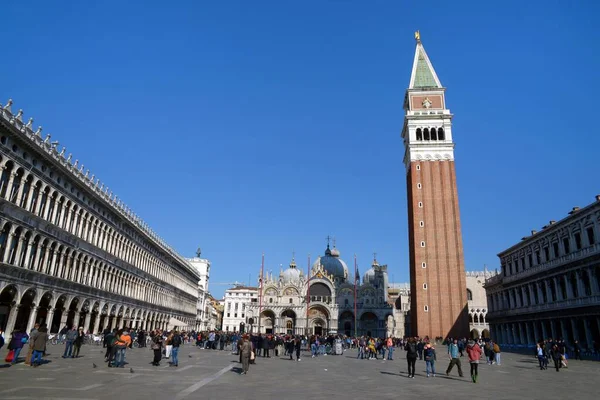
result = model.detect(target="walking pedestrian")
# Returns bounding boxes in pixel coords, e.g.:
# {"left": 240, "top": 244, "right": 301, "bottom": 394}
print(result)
{"left": 7, "top": 328, "right": 28, "bottom": 365}
{"left": 73, "top": 327, "right": 85, "bottom": 358}
{"left": 170, "top": 331, "right": 182, "bottom": 367}
{"left": 29, "top": 325, "right": 49, "bottom": 367}
{"left": 446, "top": 339, "right": 464, "bottom": 377}
{"left": 424, "top": 343, "right": 436, "bottom": 377}
{"left": 466, "top": 339, "right": 482, "bottom": 383}
{"left": 551, "top": 344, "right": 562, "bottom": 372}
{"left": 62, "top": 326, "right": 77, "bottom": 358}
{"left": 404, "top": 337, "right": 418, "bottom": 378}
{"left": 240, "top": 335, "right": 252, "bottom": 375}
{"left": 151, "top": 330, "right": 164, "bottom": 366}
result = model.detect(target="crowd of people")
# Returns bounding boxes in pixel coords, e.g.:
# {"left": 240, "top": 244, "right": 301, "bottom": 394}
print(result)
{"left": 0, "top": 324, "right": 593, "bottom": 381}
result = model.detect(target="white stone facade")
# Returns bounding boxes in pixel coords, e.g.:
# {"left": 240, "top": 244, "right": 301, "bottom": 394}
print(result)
{"left": 0, "top": 99, "right": 199, "bottom": 335}
{"left": 222, "top": 286, "right": 258, "bottom": 333}
{"left": 246, "top": 245, "right": 395, "bottom": 338}
{"left": 486, "top": 197, "right": 600, "bottom": 349}
{"left": 187, "top": 257, "right": 211, "bottom": 331}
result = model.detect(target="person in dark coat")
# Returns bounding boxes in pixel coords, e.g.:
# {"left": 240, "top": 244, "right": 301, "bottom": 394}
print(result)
{"left": 405, "top": 338, "right": 418, "bottom": 378}
{"left": 573, "top": 340, "right": 581, "bottom": 360}
{"left": 551, "top": 345, "right": 562, "bottom": 372}
{"left": 8, "top": 329, "right": 29, "bottom": 364}
{"left": 73, "top": 327, "right": 85, "bottom": 358}
{"left": 30, "top": 326, "right": 49, "bottom": 367}
{"left": 151, "top": 330, "right": 163, "bottom": 366}
{"left": 295, "top": 336, "right": 302, "bottom": 361}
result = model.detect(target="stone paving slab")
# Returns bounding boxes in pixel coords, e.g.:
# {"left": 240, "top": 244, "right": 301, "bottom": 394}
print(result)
{"left": 0, "top": 345, "right": 598, "bottom": 400}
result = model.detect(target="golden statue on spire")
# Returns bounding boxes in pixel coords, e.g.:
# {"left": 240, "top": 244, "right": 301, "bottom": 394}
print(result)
{"left": 414, "top": 30, "right": 421, "bottom": 42}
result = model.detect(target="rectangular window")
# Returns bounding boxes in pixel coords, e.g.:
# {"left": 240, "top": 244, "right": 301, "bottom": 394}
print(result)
{"left": 553, "top": 242, "right": 559, "bottom": 258}
{"left": 574, "top": 232, "right": 582, "bottom": 250}
{"left": 535, "top": 250, "right": 541, "bottom": 265}
{"left": 251, "top": 298, "right": 257, "bottom": 303}
{"left": 226, "top": 326, "right": 229, "bottom": 332}
{"left": 227, "top": 313, "right": 230, "bottom": 318}
{"left": 520, "top": 257, "right": 525, "bottom": 271}
{"left": 241, "top": 314, "right": 244, "bottom": 318}
{"left": 587, "top": 227, "right": 595, "bottom": 245}
{"left": 562, "top": 238, "right": 570, "bottom": 254}
{"left": 527, "top": 254, "right": 532, "bottom": 269}
{"left": 544, "top": 247, "right": 550, "bottom": 261}
{"left": 234, "top": 313, "right": 237, "bottom": 318}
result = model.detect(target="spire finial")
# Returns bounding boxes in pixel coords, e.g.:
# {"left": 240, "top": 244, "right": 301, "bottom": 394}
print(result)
{"left": 326, "top": 235, "right": 331, "bottom": 248}
{"left": 415, "top": 30, "right": 421, "bottom": 43}
{"left": 373, "top": 252, "right": 377, "bottom": 262}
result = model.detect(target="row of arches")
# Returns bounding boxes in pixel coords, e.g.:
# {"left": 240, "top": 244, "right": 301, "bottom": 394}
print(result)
{"left": 0, "top": 220, "right": 194, "bottom": 312}
{"left": 0, "top": 283, "right": 193, "bottom": 335}
{"left": 0, "top": 153, "right": 196, "bottom": 297}
{"left": 415, "top": 127, "right": 445, "bottom": 141}
{"left": 488, "top": 266, "right": 600, "bottom": 312}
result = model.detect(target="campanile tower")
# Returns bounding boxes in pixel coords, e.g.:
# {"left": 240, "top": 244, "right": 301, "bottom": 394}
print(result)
{"left": 402, "top": 32, "right": 468, "bottom": 339}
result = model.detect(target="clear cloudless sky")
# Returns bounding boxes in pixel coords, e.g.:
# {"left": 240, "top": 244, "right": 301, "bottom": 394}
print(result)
{"left": 2, "top": 1, "right": 599, "bottom": 299}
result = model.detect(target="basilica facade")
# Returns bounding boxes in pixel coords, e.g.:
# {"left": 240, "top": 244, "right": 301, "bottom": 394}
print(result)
{"left": 246, "top": 244, "right": 395, "bottom": 338}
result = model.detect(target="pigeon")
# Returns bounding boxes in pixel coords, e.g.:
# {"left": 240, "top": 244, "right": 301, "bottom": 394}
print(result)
{"left": 130, "top": 368, "right": 134, "bottom": 373}
{"left": 188, "top": 355, "right": 192, "bottom": 358}
{"left": 93, "top": 363, "right": 97, "bottom": 368}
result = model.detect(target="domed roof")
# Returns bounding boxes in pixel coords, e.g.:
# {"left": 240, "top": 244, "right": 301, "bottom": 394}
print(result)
{"left": 362, "top": 259, "right": 379, "bottom": 284}
{"left": 313, "top": 245, "right": 348, "bottom": 281}
{"left": 281, "top": 258, "right": 302, "bottom": 284}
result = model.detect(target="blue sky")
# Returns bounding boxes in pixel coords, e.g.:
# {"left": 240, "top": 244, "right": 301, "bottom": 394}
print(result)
{"left": 2, "top": 1, "right": 599, "bottom": 299}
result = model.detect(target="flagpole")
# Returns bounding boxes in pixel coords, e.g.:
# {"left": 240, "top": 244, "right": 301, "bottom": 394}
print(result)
{"left": 354, "top": 254, "right": 358, "bottom": 338}
{"left": 258, "top": 253, "right": 264, "bottom": 335}
{"left": 306, "top": 253, "right": 311, "bottom": 336}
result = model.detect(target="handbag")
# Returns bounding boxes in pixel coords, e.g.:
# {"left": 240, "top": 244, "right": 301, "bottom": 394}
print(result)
{"left": 250, "top": 351, "right": 255, "bottom": 361}
{"left": 5, "top": 349, "right": 15, "bottom": 363}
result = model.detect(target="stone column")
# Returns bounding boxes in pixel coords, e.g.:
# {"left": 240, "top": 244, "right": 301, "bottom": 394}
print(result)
{"left": 25, "top": 181, "right": 38, "bottom": 211}
{"left": 4, "top": 171, "right": 17, "bottom": 200}
{"left": 524, "top": 322, "right": 532, "bottom": 344}
{"left": 83, "top": 313, "right": 92, "bottom": 333}
{"left": 110, "top": 317, "right": 117, "bottom": 330}
{"left": 560, "top": 319, "right": 569, "bottom": 341}
{"left": 544, "top": 280, "right": 552, "bottom": 302}
{"left": 46, "top": 307, "right": 56, "bottom": 333}
{"left": 34, "top": 188, "right": 44, "bottom": 215}
{"left": 13, "top": 236, "right": 26, "bottom": 267}
{"left": 48, "top": 250, "right": 59, "bottom": 276}
{"left": 4, "top": 304, "right": 21, "bottom": 337}
{"left": 23, "top": 242, "right": 35, "bottom": 269}
{"left": 565, "top": 275, "right": 574, "bottom": 299}
{"left": 583, "top": 319, "right": 593, "bottom": 350}
{"left": 541, "top": 320, "right": 548, "bottom": 340}
{"left": 26, "top": 306, "right": 40, "bottom": 334}
{"left": 570, "top": 318, "right": 579, "bottom": 342}
{"left": 39, "top": 246, "right": 51, "bottom": 274}
{"left": 72, "top": 311, "right": 80, "bottom": 328}
{"left": 2, "top": 231, "right": 16, "bottom": 263}
{"left": 533, "top": 321, "right": 541, "bottom": 343}
{"left": 93, "top": 314, "right": 101, "bottom": 334}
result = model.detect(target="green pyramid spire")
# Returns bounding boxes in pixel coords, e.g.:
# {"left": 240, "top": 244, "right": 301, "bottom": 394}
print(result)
{"left": 414, "top": 48, "right": 438, "bottom": 88}
{"left": 409, "top": 39, "right": 442, "bottom": 89}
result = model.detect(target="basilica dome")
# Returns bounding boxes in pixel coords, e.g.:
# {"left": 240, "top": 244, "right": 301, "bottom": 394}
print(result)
{"left": 363, "top": 268, "right": 375, "bottom": 284}
{"left": 281, "top": 259, "right": 302, "bottom": 284}
{"left": 313, "top": 245, "right": 348, "bottom": 282}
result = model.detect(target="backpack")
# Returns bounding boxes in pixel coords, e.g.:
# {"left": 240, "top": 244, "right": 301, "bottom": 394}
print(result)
{"left": 172, "top": 335, "right": 182, "bottom": 347}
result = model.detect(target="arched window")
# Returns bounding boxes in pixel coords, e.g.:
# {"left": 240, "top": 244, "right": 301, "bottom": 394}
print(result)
{"left": 438, "top": 128, "right": 445, "bottom": 140}
{"left": 467, "top": 289, "right": 473, "bottom": 301}
{"left": 269, "top": 298, "right": 273, "bottom": 303}
{"left": 431, "top": 128, "right": 437, "bottom": 140}
{"left": 344, "top": 299, "right": 349, "bottom": 305}
{"left": 423, "top": 128, "right": 430, "bottom": 140}
{"left": 416, "top": 128, "right": 422, "bottom": 140}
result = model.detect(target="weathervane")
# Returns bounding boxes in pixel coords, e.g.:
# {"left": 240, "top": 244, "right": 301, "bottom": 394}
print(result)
{"left": 415, "top": 30, "right": 421, "bottom": 43}
{"left": 196, "top": 247, "right": 201, "bottom": 258}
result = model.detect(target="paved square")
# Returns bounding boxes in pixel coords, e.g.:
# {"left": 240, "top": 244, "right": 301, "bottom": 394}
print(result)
{"left": 0, "top": 345, "right": 597, "bottom": 399}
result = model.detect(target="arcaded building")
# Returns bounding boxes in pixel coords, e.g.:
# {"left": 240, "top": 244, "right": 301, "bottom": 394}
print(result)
{"left": 0, "top": 99, "right": 200, "bottom": 335}
{"left": 486, "top": 196, "right": 600, "bottom": 349}
{"left": 401, "top": 33, "right": 469, "bottom": 339}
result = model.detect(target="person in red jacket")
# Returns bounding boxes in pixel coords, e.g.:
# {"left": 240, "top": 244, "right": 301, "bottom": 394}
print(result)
{"left": 466, "top": 339, "right": 483, "bottom": 383}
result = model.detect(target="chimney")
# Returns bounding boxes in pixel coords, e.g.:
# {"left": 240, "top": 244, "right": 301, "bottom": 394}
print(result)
{"left": 549, "top": 220, "right": 556, "bottom": 225}
{"left": 568, "top": 207, "right": 580, "bottom": 215}
{"left": 531, "top": 230, "right": 537, "bottom": 235}
{"left": 596, "top": 195, "right": 600, "bottom": 201}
